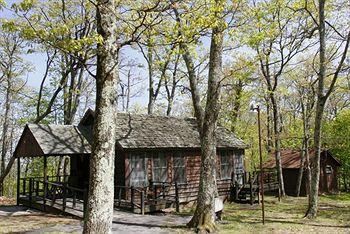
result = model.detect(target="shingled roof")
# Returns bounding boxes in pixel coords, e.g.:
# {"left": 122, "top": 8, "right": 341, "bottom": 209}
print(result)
{"left": 14, "top": 124, "right": 91, "bottom": 157}
{"left": 15, "top": 110, "right": 247, "bottom": 157}
{"left": 263, "top": 149, "right": 341, "bottom": 169}
{"left": 112, "top": 113, "right": 247, "bottom": 149}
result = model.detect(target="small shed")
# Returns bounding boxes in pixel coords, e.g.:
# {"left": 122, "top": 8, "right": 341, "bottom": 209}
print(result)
{"left": 263, "top": 149, "right": 341, "bottom": 196}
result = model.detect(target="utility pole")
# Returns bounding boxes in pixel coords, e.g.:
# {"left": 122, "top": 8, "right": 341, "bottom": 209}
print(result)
{"left": 251, "top": 104, "right": 265, "bottom": 224}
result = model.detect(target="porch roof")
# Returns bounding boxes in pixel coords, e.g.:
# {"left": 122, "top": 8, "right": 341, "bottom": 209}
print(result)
{"left": 14, "top": 124, "right": 91, "bottom": 158}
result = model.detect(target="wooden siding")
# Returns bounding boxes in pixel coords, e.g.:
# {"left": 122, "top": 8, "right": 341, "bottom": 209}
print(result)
{"left": 124, "top": 149, "right": 243, "bottom": 202}
{"left": 14, "top": 126, "right": 44, "bottom": 158}
{"left": 319, "top": 151, "right": 339, "bottom": 193}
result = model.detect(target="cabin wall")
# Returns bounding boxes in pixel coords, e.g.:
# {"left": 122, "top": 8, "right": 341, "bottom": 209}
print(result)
{"left": 123, "top": 148, "right": 244, "bottom": 202}
{"left": 283, "top": 151, "right": 340, "bottom": 196}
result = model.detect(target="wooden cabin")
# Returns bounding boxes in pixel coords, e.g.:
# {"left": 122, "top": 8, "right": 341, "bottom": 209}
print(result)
{"left": 14, "top": 109, "right": 247, "bottom": 214}
{"left": 264, "top": 149, "right": 341, "bottom": 196}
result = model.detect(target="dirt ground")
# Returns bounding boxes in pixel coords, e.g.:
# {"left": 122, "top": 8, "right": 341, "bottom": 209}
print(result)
{"left": 0, "top": 197, "right": 190, "bottom": 234}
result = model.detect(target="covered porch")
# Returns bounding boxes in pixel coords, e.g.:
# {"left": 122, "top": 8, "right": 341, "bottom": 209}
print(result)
{"left": 14, "top": 124, "right": 92, "bottom": 217}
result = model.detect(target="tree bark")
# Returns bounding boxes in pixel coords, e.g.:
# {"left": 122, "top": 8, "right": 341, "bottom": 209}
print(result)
{"left": 83, "top": 1, "right": 119, "bottom": 232}
{"left": 187, "top": 6, "right": 223, "bottom": 231}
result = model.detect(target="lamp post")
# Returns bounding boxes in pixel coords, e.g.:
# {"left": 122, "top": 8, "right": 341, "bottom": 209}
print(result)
{"left": 250, "top": 104, "right": 265, "bottom": 225}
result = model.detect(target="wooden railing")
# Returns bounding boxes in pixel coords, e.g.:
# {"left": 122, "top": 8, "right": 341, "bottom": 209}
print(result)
{"left": 114, "top": 181, "right": 180, "bottom": 214}
{"left": 20, "top": 177, "right": 87, "bottom": 216}
{"left": 231, "top": 170, "right": 280, "bottom": 204}
{"left": 114, "top": 185, "right": 146, "bottom": 214}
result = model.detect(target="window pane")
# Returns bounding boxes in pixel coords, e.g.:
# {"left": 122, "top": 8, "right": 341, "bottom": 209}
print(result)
{"left": 153, "top": 154, "right": 167, "bottom": 182}
{"left": 130, "top": 153, "right": 147, "bottom": 187}
{"left": 221, "top": 151, "right": 231, "bottom": 179}
{"left": 173, "top": 153, "right": 186, "bottom": 184}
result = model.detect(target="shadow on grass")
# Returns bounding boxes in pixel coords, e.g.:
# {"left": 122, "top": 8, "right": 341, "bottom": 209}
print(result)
{"left": 0, "top": 205, "right": 79, "bottom": 220}
{"left": 112, "top": 220, "right": 188, "bottom": 230}
{"left": 223, "top": 214, "right": 350, "bottom": 229}
{"left": 266, "top": 219, "right": 350, "bottom": 229}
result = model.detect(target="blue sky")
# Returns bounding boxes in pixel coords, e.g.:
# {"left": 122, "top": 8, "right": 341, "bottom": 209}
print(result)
{"left": 1, "top": 0, "right": 48, "bottom": 88}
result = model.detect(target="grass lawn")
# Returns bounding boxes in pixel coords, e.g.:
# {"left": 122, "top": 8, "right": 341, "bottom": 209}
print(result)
{"left": 218, "top": 193, "right": 350, "bottom": 234}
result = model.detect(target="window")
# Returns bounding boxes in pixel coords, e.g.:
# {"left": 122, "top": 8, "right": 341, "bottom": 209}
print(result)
{"left": 325, "top": 165, "right": 332, "bottom": 174}
{"left": 234, "top": 151, "right": 244, "bottom": 184}
{"left": 173, "top": 153, "right": 186, "bottom": 184}
{"left": 220, "top": 151, "right": 231, "bottom": 179}
{"left": 130, "top": 153, "right": 147, "bottom": 187}
{"left": 153, "top": 153, "right": 168, "bottom": 182}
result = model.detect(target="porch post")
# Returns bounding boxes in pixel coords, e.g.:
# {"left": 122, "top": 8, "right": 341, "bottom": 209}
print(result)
{"left": 44, "top": 156, "right": 47, "bottom": 181}
{"left": 43, "top": 156, "right": 47, "bottom": 210}
{"left": 16, "top": 156, "right": 20, "bottom": 206}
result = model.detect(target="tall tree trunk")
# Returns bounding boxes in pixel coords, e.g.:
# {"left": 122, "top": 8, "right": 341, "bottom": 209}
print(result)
{"left": 0, "top": 77, "right": 12, "bottom": 196}
{"left": 187, "top": 7, "right": 223, "bottom": 231}
{"left": 296, "top": 144, "right": 306, "bottom": 196}
{"left": 306, "top": 99, "right": 325, "bottom": 217}
{"left": 343, "top": 174, "right": 348, "bottom": 192}
{"left": 126, "top": 70, "right": 131, "bottom": 112}
{"left": 165, "top": 53, "right": 179, "bottom": 116}
{"left": 270, "top": 94, "right": 285, "bottom": 197}
{"left": 180, "top": 44, "right": 204, "bottom": 127}
{"left": 147, "top": 36, "right": 155, "bottom": 115}
{"left": 296, "top": 97, "right": 312, "bottom": 197}
{"left": 83, "top": 0, "right": 118, "bottom": 232}
{"left": 305, "top": 140, "right": 311, "bottom": 197}
{"left": 265, "top": 96, "right": 273, "bottom": 153}
{"left": 305, "top": 0, "right": 326, "bottom": 218}
{"left": 230, "top": 80, "right": 243, "bottom": 132}
{"left": 172, "top": 5, "right": 204, "bottom": 128}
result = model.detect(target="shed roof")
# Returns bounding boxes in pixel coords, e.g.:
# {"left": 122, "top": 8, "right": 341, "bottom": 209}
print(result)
{"left": 15, "top": 110, "right": 247, "bottom": 157}
{"left": 263, "top": 149, "right": 341, "bottom": 169}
